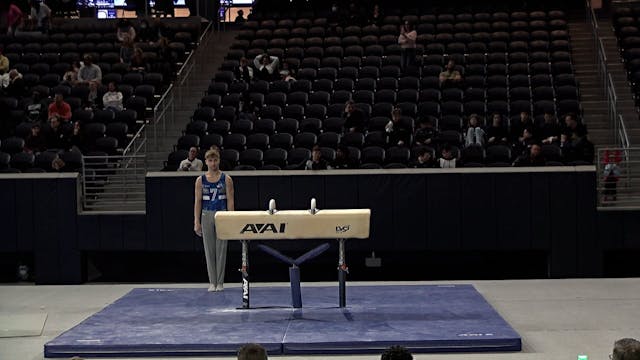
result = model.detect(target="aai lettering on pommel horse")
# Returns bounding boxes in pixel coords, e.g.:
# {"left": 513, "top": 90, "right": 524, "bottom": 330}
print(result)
{"left": 215, "top": 199, "right": 371, "bottom": 309}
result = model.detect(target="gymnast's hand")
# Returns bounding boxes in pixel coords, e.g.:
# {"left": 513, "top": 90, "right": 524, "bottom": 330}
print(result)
{"left": 194, "top": 222, "right": 202, "bottom": 237}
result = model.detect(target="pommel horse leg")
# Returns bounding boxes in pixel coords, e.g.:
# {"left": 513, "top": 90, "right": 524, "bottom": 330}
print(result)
{"left": 338, "top": 238, "right": 347, "bottom": 307}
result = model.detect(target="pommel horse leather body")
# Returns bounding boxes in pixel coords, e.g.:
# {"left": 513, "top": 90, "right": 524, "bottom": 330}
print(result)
{"left": 214, "top": 209, "right": 371, "bottom": 240}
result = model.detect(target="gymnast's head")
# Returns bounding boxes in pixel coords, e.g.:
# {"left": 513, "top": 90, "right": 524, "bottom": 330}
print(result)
{"left": 204, "top": 149, "right": 220, "bottom": 171}
{"left": 381, "top": 345, "right": 413, "bottom": 360}
{"left": 237, "top": 343, "right": 268, "bottom": 360}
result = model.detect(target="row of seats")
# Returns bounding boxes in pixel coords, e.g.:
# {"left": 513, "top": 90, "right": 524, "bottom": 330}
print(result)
{"left": 165, "top": 142, "right": 578, "bottom": 171}
{"left": 0, "top": 149, "right": 82, "bottom": 173}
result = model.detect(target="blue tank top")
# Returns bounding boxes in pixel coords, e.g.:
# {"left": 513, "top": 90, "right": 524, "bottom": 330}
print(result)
{"left": 201, "top": 173, "right": 227, "bottom": 212}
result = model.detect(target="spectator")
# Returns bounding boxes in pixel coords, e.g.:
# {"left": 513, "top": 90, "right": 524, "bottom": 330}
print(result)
{"left": 510, "top": 111, "right": 534, "bottom": 143}
{"left": 486, "top": 113, "right": 508, "bottom": 145}
{"left": 26, "top": 89, "right": 45, "bottom": 122}
{"left": 253, "top": 54, "right": 279, "bottom": 81}
{"left": 137, "top": 18, "right": 157, "bottom": 43}
{"left": 513, "top": 128, "right": 535, "bottom": 156}
{"left": 539, "top": 111, "right": 561, "bottom": 144}
{"left": 385, "top": 107, "right": 411, "bottom": 146}
{"left": 156, "top": 36, "right": 177, "bottom": 78}
{"left": 611, "top": 338, "right": 640, "bottom": 360}
{"left": 345, "top": 2, "right": 361, "bottom": 27}
{"left": 77, "top": 55, "right": 102, "bottom": 87}
{"left": 116, "top": 19, "right": 136, "bottom": 43}
{"left": 120, "top": 34, "right": 135, "bottom": 66}
{"left": 0, "top": 46, "right": 8, "bottom": 75}
{"left": 130, "top": 47, "right": 149, "bottom": 72}
{"left": 411, "top": 147, "right": 436, "bottom": 168}
{"left": 513, "top": 143, "right": 546, "bottom": 166}
{"left": 238, "top": 101, "right": 258, "bottom": 123}
{"left": 48, "top": 92, "right": 72, "bottom": 121}
{"left": 103, "top": 82, "right": 124, "bottom": 112}
{"left": 381, "top": 345, "right": 413, "bottom": 360}
{"left": 571, "top": 134, "right": 594, "bottom": 164}
{"left": 62, "top": 61, "right": 81, "bottom": 86}
{"left": 465, "top": 113, "right": 485, "bottom": 147}
{"left": 414, "top": 116, "right": 436, "bottom": 146}
{"left": 438, "top": 145, "right": 457, "bottom": 168}
{"left": 332, "top": 145, "right": 352, "bottom": 169}
{"left": 237, "top": 343, "right": 268, "bottom": 360}
{"left": 602, "top": 150, "right": 622, "bottom": 204}
{"left": 45, "top": 115, "right": 71, "bottom": 150}
{"left": 0, "top": 2, "right": 24, "bottom": 35}
{"left": 29, "top": 0, "right": 51, "bottom": 33}
{"left": 234, "top": 9, "right": 246, "bottom": 23}
{"left": 343, "top": 100, "right": 365, "bottom": 133}
{"left": 439, "top": 59, "right": 462, "bottom": 87}
{"left": 3, "top": 69, "right": 26, "bottom": 98}
{"left": 367, "top": 4, "right": 383, "bottom": 27}
{"left": 279, "top": 70, "right": 295, "bottom": 82}
{"left": 178, "top": 146, "right": 203, "bottom": 171}
{"left": 234, "top": 57, "right": 253, "bottom": 83}
{"left": 51, "top": 155, "right": 66, "bottom": 171}
{"left": 24, "top": 123, "right": 46, "bottom": 153}
{"left": 305, "top": 145, "right": 329, "bottom": 170}
{"left": 563, "top": 113, "right": 588, "bottom": 138}
{"left": 398, "top": 21, "right": 417, "bottom": 71}
{"left": 69, "top": 121, "right": 84, "bottom": 151}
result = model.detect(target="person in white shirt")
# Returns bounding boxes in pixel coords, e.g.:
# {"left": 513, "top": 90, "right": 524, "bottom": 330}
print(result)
{"left": 103, "top": 82, "right": 123, "bottom": 111}
{"left": 253, "top": 54, "right": 279, "bottom": 81}
{"left": 179, "top": 147, "right": 203, "bottom": 171}
{"left": 29, "top": 0, "right": 51, "bottom": 33}
{"left": 438, "top": 146, "right": 457, "bottom": 168}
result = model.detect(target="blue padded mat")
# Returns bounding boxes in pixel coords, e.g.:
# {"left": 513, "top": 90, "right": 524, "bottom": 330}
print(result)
{"left": 45, "top": 285, "right": 521, "bottom": 357}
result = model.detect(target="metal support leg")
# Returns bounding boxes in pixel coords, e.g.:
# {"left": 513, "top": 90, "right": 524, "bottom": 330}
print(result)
{"left": 338, "top": 238, "right": 347, "bottom": 307}
{"left": 240, "top": 240, "right": 249, "bottom": 309}
{"left": 290, "top": 266, "right": 302, "bottom": 308}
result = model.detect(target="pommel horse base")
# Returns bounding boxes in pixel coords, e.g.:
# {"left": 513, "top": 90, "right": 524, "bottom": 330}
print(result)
{"left": 215, "top": 199, "right": 371, "bottom": 309}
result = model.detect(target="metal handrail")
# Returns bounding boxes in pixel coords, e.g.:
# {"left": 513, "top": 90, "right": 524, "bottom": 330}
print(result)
{"left": 619, "top": 114, "right": 631, "bottom": 149}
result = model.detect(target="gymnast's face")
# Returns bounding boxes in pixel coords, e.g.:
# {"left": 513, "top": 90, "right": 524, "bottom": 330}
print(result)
{"left": 206, "top": 156, "right": 220, "bottom": 170}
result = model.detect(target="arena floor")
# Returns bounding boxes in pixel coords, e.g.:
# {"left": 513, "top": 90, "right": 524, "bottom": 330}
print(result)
{"left": 1, "top": 278, "right": 639, "bottom": 360}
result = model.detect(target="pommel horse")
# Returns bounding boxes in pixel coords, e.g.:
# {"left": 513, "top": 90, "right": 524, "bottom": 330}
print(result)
{"left": 215, "top": 199, "right": 371, "bottom": 309}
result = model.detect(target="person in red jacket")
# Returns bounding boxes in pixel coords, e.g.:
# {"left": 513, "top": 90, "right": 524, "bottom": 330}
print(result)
{"left": 48, "top": 92, "right": 72, "bottom": 121}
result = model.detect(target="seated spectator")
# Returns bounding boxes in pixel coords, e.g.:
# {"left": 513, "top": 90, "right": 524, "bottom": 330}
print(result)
{"left": 465, "top": 113, "right": 485, "bottom": 147}
{"left": 306, "top": 145, "right": 329, "bottom": 170}
{"left": 234, "top": 9, "right": 246, "bottom": 23}
{"left": 3, "top": 69, "right": 25, "bottom": 97}
{"left": 563, "top": 113, "right": 588, "bottom": 138}
{"left": 343, "top": 100, "right": 365, "bottom": 133}
{"left": 120, "top": 34, "right": 135, "bottom": 66}
{"left": 116, "top": 19, "right": 136, "bottom": 43}
{"left": 381, "top": 345, "right": 413, "bottom": 360}
{"left": 367, "top": 4, "right": 383, "bottom": 27}
{"left": 130, "top": 48, "right": 149, "bottom": 72}
{"left": 253, "top": 54, "right": 279, "bottom": 81}
{"left": 279, "top": 70, "right": 295, "bottom": 82}
{"left": 234, "top": 57, "right": 253, "bottom": 83}
{"left": 178, "top": 146, "right": 203, "bottom": 171}
{"left": 568, "top": 133, "right": 594, "bottom": 164}
{"left": 414, "top": 116, "right": 436, "bottom": 146}
{"left": 25, "top": 123, "right": 46, "bottom": 153}
{"left": 28, "top": 0, "right": 51, "bottom": 33}
{"left": 332, "top": 145, "right": 352, "bottom": 169}
{"left": 69, "top": 121, "right": 84, "bottom": 151}
{"left": 385, "top": 107, "right": 411, "bottom": 146}
{"left": 26, "top": 89, "right": 45, "bottom": 122}
{"left": 77, "top": 55, "right": 102, "bottom": 87}
{"left": 438, "top": 145, "right": 457, "bottom": 168}
{"left": 439, "top": 60, "right": 462, "bottom": 88}
{"left": 539, "top": 111, "right": 561, "bottom": 144}
{"left": 486, "top": 113, "right": 508, "bottom": 145}
{"left": 103, "top": 82, "right": 124, "bottom": 112}
{"left": 45, "top": 115, "right": 72, "bottom": 150}
{"left": 237, "top": 343, "right": 268, "bottom": 360}
{"left": 611, "top": 338, "right": 640, "bottom": 360}
{"left": 510, "top": 111, "right": 534, "bottom": 143}
{"left": 62, "top": 61, "right": 81, "bottom": 86}
{"left": 513, "top": 143, "right": 546, "bottom": 166}
{"left": 411, "top": 148, "right": 436, "bottom": 168}
{"left": 0, "top": 46, "right": 8, "bottom": 75}
{"left": 137, "top": 18, "right": 157, "bottom": 43}
{"left": 513, "top": 128, "right": 535, "bottom": 156}
{"left": 48, "top": 92, "right": 72, "bottom": 121}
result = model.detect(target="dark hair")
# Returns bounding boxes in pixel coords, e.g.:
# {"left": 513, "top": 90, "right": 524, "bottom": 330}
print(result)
{"left": 237, "top": 343, "right": 268, "bottom": 360}
{"left": 381, "top": 345, "right": 413, "bottom": 360}
{"left": 416, "top": 148, "right": 428, "bottom": 157}
{"left": 613, "top": 338, "right": 640, "bottom": 360}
